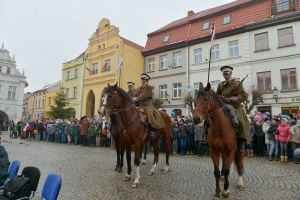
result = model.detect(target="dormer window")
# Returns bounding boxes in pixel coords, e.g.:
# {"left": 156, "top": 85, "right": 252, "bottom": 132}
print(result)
{"left": 163, "top": 35, "right": 170, "bottom": 43}
{"left": 272, "top": 0, "right": 294, "bottom": 14}
{"left": 7, "top": 67, "right": 10, "bottom": 74}
{"left": 203, "top": 22, "right": 210, "bottom": 30}
{"left": 223, "top": 16, "right": 231, "bottom": 25}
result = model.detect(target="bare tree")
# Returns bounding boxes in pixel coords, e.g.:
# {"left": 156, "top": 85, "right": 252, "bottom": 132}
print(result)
{"left": 242, "top": 89, "right": 263, "bottom": 114}
{"left": 184, "top": 93, "right": 195, "bottom": 112}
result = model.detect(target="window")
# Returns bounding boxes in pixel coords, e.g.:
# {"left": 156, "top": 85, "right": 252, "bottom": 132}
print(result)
{"left": 0, "top": 66, "right": 2, "bottom": 73}
{"left": 273, "top": 0, "right": 294, "bottom": 13}
{"left": 7, "top": 67, "right": 10, "bottom": 74}
{"left": 203, "top": 22, "right": 210, "bottom": 30}
{"left": 228, "top": 40, "right": 239, "bottom": 57}
{"left": 38, "top": 100, "right": 41, "bottom": 108}
{"left": 173, "top": 52, "right": 182, "bottom": 67}
{"left": 210, "top": 80, "right": 220, "bottom": 92}
{"left": 66, "top": 88, "right": 69, "bottom": 99}
{"left": 102, "top": 60, "right": 110, "bottom": 72}
{"left": 281, "top": 68, "right": 297, "bottom": 90}
{"left": 257, "top": 71, "right": 271, "bottom": 92}
{"left": 194, "top": 82, "right": 200, "bottom": 94}
{"left": 159, "top": 55, "right": 168, "bottom": 70}
{"left": 163, "top": 35, "right": 170, "bottom": 43}
{"left": 211, "top": 44, "right": 220, "bottom": 60}
{"left": 92, "top": 63, "right": 98, "bottom": 74}
{"left": 223, "top": 16, "right": 231, "bottom": 25}
{"left": 194, "top": 48, "right": 202, "bottom": 64}
{"left": 74, "top": 69, "right": 78, "bottom": 78}
{"left": 48, "top": 97, "right": 51, "bottom": 106}
{"left": 147, "top": 57, "right": 155, "bottom": 72}
{"left": 278, "top": 27, "right": 294, "bottom": 47}
{"left": 42, "top": 99, "right": 45, "bottom": 108}
{"left": 173, "top": 83, "right": 182, "bottom": 98}
{"left": 255, "top": 32, "right": 269, "bottom": 51}
{"left": 7, "top": 86, "right": 16, "bottom": 100}
{"left": 67, "top": 71, "right": 70, "bottom": 80}
{"left": 159, "top": 84, "right": 168, "bottom": 99}
{"left": 73, "top": 87, "right": 77, "bottom": 98}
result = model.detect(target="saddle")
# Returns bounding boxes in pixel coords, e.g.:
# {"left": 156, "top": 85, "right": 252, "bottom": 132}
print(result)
{"left": 136, "top": 106, "right": 148, "bottom": 125}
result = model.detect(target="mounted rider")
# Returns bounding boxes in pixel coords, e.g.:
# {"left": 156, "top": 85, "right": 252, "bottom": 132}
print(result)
{"left": 127, "top": 82, "right": 136, "bottom": 99}
{"left": 132, "top": 73, "right": 165, "bottom": 136}
{"left": 216, "top": 65, "right": 250, "bottom": 152}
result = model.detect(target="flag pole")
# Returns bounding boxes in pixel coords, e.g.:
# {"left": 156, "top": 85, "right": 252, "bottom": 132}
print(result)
{"left": 207, "top": 20, "right": 215, "bottom": 84}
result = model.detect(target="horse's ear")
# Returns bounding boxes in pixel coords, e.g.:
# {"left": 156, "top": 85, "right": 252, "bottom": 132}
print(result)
{"left": 113, "top": 83, "right": 117, "bottom": 88}
{"left": 107, "top": 83, "right": 110, "bottom": 87}
{"left": 205, "top": 82, "right": 211, "bottom": 91}
{"left": 199, "top": 82, "right": 204, "bottom": 90}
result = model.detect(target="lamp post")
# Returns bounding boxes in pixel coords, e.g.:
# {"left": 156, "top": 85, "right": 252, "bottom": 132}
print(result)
{"left": 272, "top": 86, "right": 279, "bottom": 103}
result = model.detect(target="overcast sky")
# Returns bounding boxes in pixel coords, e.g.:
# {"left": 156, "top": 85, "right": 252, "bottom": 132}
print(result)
{"left": 0, "top": 0, "right": 233, "bottom": 92}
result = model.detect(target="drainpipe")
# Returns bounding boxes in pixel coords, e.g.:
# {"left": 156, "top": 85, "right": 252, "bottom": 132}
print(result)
{"left": 79, "top": 53, "right": 87, "bottom": 118}
{"left": 186, "top": 24, "right": 192, "bottom": 116}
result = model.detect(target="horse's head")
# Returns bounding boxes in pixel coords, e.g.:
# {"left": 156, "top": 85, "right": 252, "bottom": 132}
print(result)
{"left": 193, "top": 82, "right": 220, "bottom": 123}
{"left": 98, "top": 83, "right": 124, "bottom": 115}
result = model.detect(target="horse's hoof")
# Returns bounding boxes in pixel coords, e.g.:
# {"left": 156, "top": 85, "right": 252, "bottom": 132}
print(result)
{"left": 117, "top": 167, "right": 122, "bottom": 173}
{"left": 131, "top": 182, "right": 139, "bottom": 188}
{"left": 148, "top": 171, "right": 154, "bottom": 176}
{"left": 141, "top": 161, "right": 146, "bottom": 165}
{"left": 123, "top": 176, "right": 131, "bottom": 181}
{"left": 221, "top": 191, "right": 230, "bottom": 198}
{"left": 237, "top": 184, "right": 245, "bottom": 191}
{"left": 162, "top": 169, "right": 169, "bottom": 175}
{"left": 219, "top": 176, "right": 225, "bottom": 183}
{"left": 114, "top": 167, "right": 118, "bottom": 171}
{"left": 213, "top": 193, "right": 221, "bottom": 200}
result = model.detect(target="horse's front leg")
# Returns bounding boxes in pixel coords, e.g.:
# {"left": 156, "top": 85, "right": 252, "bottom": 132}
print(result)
{"left": 211, "top": 151, "right": 221, "bottom": 199}
{"left": 141, "top": 139, "right": 148, "bottom": 165}
{"left": 221, "top": 149, "right": 235, "bottom": 199}
{"left": 132, "top": 143, "right": 142, "bottom": 188}
{"left": 124, "top": 145, "right": 131, "bottom": 181}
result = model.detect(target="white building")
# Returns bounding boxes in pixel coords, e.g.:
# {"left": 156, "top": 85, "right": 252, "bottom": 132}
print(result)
{"left": 0, "top": 44, "right": 27, "bottom": 129}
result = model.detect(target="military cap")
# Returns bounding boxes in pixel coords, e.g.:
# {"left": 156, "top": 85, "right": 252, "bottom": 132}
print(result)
{"left": 140, "top": 73, "right": 150, "bottom": 80}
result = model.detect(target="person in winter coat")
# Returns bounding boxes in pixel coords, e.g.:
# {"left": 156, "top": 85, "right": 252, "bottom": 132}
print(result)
{"left": 291, "top": 119, "right": 300, "bottom": 163}
{"left": 0, "top": 138, "right": 10, "bottom": 185}
{"left": 171, "top": 120, "right": 179, "bottom": 154}
{"left": 263, "top": 119, "right": 271, "bottom": 157}
{"left": 277, "top": 118, "right": 291, "bottom": 163}
{"left": 267, "top": 118, "right": 278, "bottom": 161}
{"left": 186, "top": 121, "right": 194, "bottom": 155}
{"left": 254, "top": 118, "right": 265, "bottom": 157}
{"left": 178, "top": 119, "right": 187, "bottom": 155}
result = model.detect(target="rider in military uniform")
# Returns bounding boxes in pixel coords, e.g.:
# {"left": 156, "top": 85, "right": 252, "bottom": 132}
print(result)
{"left": 133, "top": 73, "right": 165, "bottom": 135}
{"left": 216, "top": 66, "right": 250, "bottom": 153}
{"left": 127, "top": 82, "right": 136, "bottom": 99}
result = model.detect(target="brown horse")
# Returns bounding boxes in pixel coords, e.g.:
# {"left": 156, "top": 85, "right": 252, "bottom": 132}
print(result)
{"left": 193, "top": 82, "right": 244, "bottom": 199}
{"left": 98, "top": 87, "right": 148, "bottom": 173}
{"left": 99, "top": 83, "right": 172, "bottom": 188}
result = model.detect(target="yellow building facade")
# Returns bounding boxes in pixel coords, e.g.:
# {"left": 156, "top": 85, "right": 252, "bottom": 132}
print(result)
{"left": 61, "top": 53, "right": 85, "bottom": 119}
{"left": 82, "top": 18, "right": 144, "bottom": 117}
{"left": 27, "top": 94, "right": 35, "bottom": 119}
{"left": 44, "top": 82, "right": 60, "bottom": 119}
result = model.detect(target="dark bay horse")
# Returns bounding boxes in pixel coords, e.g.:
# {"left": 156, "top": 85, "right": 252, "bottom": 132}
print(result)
{"left": 99, "top": 83, "right": 172, "bottom": 188}
{"left": 193, "top": 82, "right": 244, "bottom": 199}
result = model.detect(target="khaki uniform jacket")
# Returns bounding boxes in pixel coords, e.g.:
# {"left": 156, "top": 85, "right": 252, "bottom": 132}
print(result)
{"left": 217, "top": 79, "right": 250, "bottom": 144}
{"left": 136, "top": 84, "right": 164, "bottom": 129}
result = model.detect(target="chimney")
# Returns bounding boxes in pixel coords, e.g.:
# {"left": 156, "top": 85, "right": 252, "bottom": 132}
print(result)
{"left": 187, "top": 10, "right": 195, "bottom": 17}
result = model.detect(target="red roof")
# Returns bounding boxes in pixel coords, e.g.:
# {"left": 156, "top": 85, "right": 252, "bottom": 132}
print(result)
{"left": 121, "top": 37, "right": 144, "bottom": 51}
{"left": 144, "top": 0, "right": 300, "bottom": 53}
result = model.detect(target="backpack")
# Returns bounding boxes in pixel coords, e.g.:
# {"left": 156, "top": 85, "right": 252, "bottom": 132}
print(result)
{"left": 3, "top": 176, "right": 31, "bottom": 199}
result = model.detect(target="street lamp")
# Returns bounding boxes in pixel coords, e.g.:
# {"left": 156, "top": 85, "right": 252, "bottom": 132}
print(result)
{"left": 272, "top": 86, "right": 279, "bottom": 103}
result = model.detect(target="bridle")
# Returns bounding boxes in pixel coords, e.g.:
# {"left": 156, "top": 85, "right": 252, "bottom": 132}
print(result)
{"left": 100, "top": 90, "right": 138, "bottom": 125}
{"left": 195, "top": 91, "right": 224, "bottom": 119}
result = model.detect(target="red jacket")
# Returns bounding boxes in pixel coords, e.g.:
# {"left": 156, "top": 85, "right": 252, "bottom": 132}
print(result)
{"left": 277, "top": 124, "right": 291, "bottom": 142}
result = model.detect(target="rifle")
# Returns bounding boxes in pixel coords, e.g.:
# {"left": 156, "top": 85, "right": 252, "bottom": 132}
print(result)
{"left": 241, "top": 74, "right": 248, "bottom": 83}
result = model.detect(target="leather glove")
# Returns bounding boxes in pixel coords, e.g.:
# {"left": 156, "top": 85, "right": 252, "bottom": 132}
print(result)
{"left": 219, "top": 95, "right": 231, "bottom": 104}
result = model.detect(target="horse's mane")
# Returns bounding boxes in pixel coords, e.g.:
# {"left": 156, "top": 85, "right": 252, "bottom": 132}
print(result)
{"left": 108, "top": 85, "right": 134, "bottom": 104}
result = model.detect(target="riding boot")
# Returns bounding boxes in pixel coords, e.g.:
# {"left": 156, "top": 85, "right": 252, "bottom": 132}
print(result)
{"left": 237, "top": 138, "right": 245, "bottom": 154}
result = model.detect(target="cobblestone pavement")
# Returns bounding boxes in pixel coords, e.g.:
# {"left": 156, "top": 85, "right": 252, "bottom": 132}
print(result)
{"left": 1, "top": 133, "right": 300, "bottom": 200}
